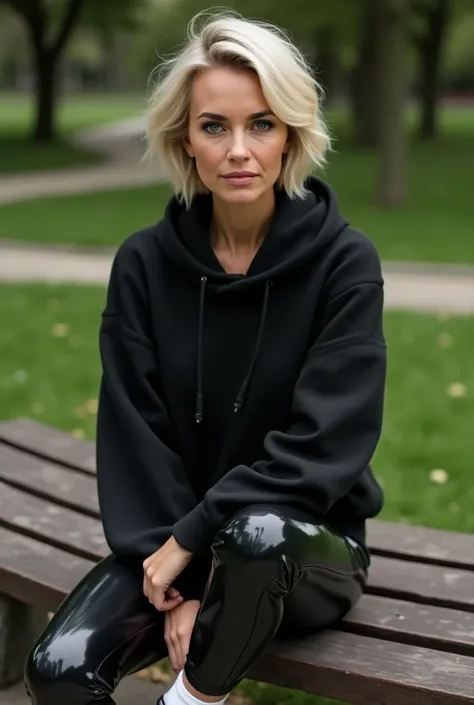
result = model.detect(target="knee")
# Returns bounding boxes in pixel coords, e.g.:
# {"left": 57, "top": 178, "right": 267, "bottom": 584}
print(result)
{"left": 212, "top": 504, "right": 293, "bottom": 561}
{"left": 25, "top": 635, "right": 98, "bottom": 704}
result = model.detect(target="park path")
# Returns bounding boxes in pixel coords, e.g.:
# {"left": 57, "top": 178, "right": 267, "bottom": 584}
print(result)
{"left": 0, "top": 240, "right": 473, "bottom": 314}
{"left": 0, "top": 117, "right": 163, "bottom": 205}
{"left": 0, "top": 118, "right": 472, "bottom": 315}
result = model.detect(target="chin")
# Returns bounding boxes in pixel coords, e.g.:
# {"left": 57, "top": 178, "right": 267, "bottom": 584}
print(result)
{"left": 215, "top": 184, "right": 267, "bottom": 205}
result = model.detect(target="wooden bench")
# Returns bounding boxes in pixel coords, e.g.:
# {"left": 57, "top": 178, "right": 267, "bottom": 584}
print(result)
{"left": 0, "top": 418, "right": 473, "bottom": 704}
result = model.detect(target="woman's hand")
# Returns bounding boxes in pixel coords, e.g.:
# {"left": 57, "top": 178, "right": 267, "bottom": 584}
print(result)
{"left": 143, "top": 536, "right": 193, "bottom": 611}
{"left": 164, "top": 590, "right": 201, "bottom": 673}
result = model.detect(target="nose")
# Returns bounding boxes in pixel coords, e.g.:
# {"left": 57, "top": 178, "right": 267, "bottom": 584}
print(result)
{"left": 227, "top": 130, "right": 250, "bottom": 162}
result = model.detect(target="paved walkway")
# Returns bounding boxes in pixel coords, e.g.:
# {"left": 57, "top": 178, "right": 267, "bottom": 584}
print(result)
{"left": 0, "top": 118, "right": 472, "bottom": 315}
{"left": 0, "top": 117, "right": 165, "bottom": 205}
{"left": 0, "top": 241, "right": 473, "bottom": 314}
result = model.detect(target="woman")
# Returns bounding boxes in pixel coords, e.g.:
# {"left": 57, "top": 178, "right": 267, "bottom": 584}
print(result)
{"left": 25, "top": 11, "right": 386, "bottom": 705}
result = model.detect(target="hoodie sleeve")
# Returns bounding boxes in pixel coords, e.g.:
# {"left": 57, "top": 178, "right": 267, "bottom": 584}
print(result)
{"left": 171, "top": 278, "right": 387, "bottom": 554}
{"left": 96, "top": 243, "right": 210, "bottom": 600}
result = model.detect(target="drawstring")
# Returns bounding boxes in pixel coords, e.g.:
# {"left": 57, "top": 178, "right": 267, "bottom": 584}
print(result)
{"left": 195, "top": 276, "right": 207, "bottom": 423}
{"left": 194, "top": 277, "right": 272, "bottom": 423}
{"left": 234, "top": 279, "right": 272, "bottom": 414}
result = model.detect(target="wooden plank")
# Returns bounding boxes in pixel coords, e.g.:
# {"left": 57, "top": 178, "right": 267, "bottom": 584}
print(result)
{"left": 0, "top": 481, "right": 107, "bottom": 562}
{"left": 3, "top": 441, "right": 474, "bottom": 611}
{"left": 367, "top": 519, "right": 474, "bottom": 571}
{"left": 0, "top": 444, "right": 99, "bottom": 516}
{"left": 2, "top": 417, "right": 473, "bottom": 571}
{"left": 3, "top": 480, "right": 474, "bottom": 657}
{"left": 343, "top": 594, "right": 474, "bottom": 656}
{"left": 251, "top": 630, "right": 474, "bottom": 705}
{"left": 0, "top": 418, "right": 95, "bottom": 475}
{"left": 368, "top": 555, "right": 474, "bottom": 612}
{"left": 0, "top": 526, "right": 93, "bottom": 612}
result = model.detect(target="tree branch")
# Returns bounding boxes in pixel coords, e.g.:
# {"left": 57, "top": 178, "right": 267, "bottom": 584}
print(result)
{"left": 53, "top": 0, "right": 86, "bottom": 56}
{"left": 1, "top": 0, "right": 45, "bottom": 27}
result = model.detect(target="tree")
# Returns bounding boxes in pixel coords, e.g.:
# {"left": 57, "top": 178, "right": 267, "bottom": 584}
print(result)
{"left": 376, "top": 0, "right": 410, "bottom": 206}
{"left": 0, "top": 0, "right": 86, "bottom": 142}
{"left": 349, "top": 0, "right": 379, "bottom": 147}
{"left": 0, "top": 0, "right": 145, "bottom": 143}
{"left": 413, "top": 0, "right": 451, "bottom": 140}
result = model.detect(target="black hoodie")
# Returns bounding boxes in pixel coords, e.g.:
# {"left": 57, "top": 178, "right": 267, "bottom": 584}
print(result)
{"left": 96, "top": 176, "right": 386, "bottom": 596}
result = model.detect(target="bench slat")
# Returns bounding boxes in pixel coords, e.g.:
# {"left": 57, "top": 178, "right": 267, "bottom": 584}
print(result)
{"left": 0, "top": 443, "right": 99, "bottom": 516}
{"left": 3, "top": 419, "right": 474, "bottom": 572}
{"left": 367, "top": 520, "right": 474, "bottom": 571}
{"left": 2, "top": 441, "right": 474, "bottom": 612}
{"left": 368, "top": 556, "right": 474, "bottom": 612}
{"left": 0, "top": 481, "right": 108, "bottom": 561}
{"left": 0, "top": 526, "right": 94, "bottom": 612}
{"left": 345, "top": 594, "right": 474, "bottom": 656}
{"left": 0, "top": 418, "right": 95, "bottom": 475}
{"left": 250, "top": 630, "right": 474, "bottom": 705}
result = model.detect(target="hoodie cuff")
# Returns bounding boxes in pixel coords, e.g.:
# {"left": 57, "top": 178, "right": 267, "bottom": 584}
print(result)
{"left": 172, "top": 503, "right": 219, "bottom": 554}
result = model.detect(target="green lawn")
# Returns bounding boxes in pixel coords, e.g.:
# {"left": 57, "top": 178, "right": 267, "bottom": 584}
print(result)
{"left": 0, "top": 281, "right": 473, "bottom": 705}
{"left": 0, "top": 281, "right": 473, "bottom": 704}
{"left": 1, "top": 106, "right": 473, "bottom": 263}
{"left": 0, "top": 93, "right": 144, "bottom": 174}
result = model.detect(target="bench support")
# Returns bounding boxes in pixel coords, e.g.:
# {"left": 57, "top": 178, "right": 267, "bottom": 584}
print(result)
{"left": 0, "top": 593, "right": 48, "bottom": 688}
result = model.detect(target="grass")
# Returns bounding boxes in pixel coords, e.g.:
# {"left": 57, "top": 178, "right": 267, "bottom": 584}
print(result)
{"left": 1, "top": 106, "right": 473, "bottom": 263}
{"left": 0, "top": 282, "right": 473, "bottom": 705}
{"left": 0, "top": 93, "right": 144, "bottom": 174}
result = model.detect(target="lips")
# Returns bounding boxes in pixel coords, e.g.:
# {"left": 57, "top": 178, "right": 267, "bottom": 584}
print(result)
{"left": 223, "top": 173, "right": 257, "bottom": 178}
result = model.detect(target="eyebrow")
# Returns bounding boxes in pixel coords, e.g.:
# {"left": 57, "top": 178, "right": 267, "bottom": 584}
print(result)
{"left": 197, "top": 110, "right": 274, "bottom": 120}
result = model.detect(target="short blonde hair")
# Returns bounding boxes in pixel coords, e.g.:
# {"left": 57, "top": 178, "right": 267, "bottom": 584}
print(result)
{"left": 145, "top": 10, "right": 331, "bottom": 207}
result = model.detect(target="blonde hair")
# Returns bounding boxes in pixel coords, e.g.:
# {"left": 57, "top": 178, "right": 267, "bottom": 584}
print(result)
{"left": 145, "top": 10, "right": 331, "bottom": 207}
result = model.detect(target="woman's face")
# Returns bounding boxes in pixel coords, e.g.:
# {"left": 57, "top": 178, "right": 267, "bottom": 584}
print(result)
{"left": 184, "top": 66, "right": 289, "bottom": 205}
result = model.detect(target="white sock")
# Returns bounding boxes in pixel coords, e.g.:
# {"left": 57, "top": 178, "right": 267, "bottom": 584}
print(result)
{"left": 162, "top": 669, "right": 229, "bottom": 705}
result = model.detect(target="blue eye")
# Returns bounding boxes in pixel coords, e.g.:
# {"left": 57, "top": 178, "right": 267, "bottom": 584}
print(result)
{"left": 203, "top": 122, "right": 223, "bottom": 134}
{"left": 254, "top": 120, "right": 274, "bottom": 131}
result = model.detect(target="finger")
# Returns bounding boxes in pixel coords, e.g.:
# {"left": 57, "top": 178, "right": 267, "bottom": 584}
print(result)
{"left": 177, "top": 630, "right": 188, "bottom": 671}
{"left": 164, "top": 617, "right": 178, "bottom": 673}
{"left": 167, "top": 587, "right": 182, "bottom": 600}
{"left": 157, "top": 594, "right": 183, "bottom": 612}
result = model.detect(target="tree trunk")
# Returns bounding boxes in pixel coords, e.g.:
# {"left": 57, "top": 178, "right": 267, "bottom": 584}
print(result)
{"left": 314, "top": 26, "right": 339, "bottom": 109}
{"left": 8, "top": 0, "right": 84, "bottom": 143}
{"left": 376, "top": 0, "right": 409, "bottom": 207}
{"left": 31, "top": 49, "right": 57, "bottom": 142}
{"left": 349, "top": 0, "right": 379, "bottom": 147}
{"left": 418, "top": 0, "right": 450, "bottom": 140}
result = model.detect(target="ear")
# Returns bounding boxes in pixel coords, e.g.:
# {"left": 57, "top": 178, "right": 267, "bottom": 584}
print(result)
{"left": 183, "top": 135, "right": 195, "bottom": 158}
{"left": 282, "top": 127, "right": 291, "bottom": 154}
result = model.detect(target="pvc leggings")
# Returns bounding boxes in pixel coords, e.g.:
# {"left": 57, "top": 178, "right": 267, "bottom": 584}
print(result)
{"left": 25, "top": 504, "right": 369, "bottom": 703}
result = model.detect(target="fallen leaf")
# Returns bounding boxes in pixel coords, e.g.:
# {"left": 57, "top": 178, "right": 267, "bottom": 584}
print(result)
{"left": 71, "top": 428, "right": 85, "bottom": 439}
{"left": 436, "top": 310, "right": 451, "bottom": 322}
{"left": 437, "top": 333, "right": 453, "bottom": 349}
{"left": 449, "top": 502, "right": 459, "bottom": 514}
{"left": 52, "top": 322, "right": 69, "bottom": 338}
{"left": 85, "top": 398, "right": 98, "bottom": 415}
{"left": 31, "top": 402, "right": 44, "bottom": 415}
{"left": 429, "top": 468, "right": 448, "bottom": 485}
{"left": 447, "top": 382, "right": 467, "bottom": 398}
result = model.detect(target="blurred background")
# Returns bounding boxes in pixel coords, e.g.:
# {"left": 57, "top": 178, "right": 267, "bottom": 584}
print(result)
{"left": 0, "top": 1, "right": 473, "bottom": 703}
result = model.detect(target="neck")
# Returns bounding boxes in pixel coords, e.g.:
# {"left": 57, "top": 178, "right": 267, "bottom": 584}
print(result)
{"left": 211, "top": 188, "right": 275, "bottom": 254}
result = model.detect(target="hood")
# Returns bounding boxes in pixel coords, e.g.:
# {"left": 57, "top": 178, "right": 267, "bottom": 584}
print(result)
{"left": 155, "top": 176, "right": 349, "bottom": 423}
{"left": 157, "top": 176, "right": 348, "bottom": 294}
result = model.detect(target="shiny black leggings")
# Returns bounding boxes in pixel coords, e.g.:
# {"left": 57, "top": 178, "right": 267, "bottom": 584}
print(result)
{"left": 25, "top": 504, "right": 369, "bottom": 703}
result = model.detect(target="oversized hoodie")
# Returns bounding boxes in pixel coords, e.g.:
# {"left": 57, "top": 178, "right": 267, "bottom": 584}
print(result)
{"left": 96, "top": 176, "right": 386, "bottom": 597}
